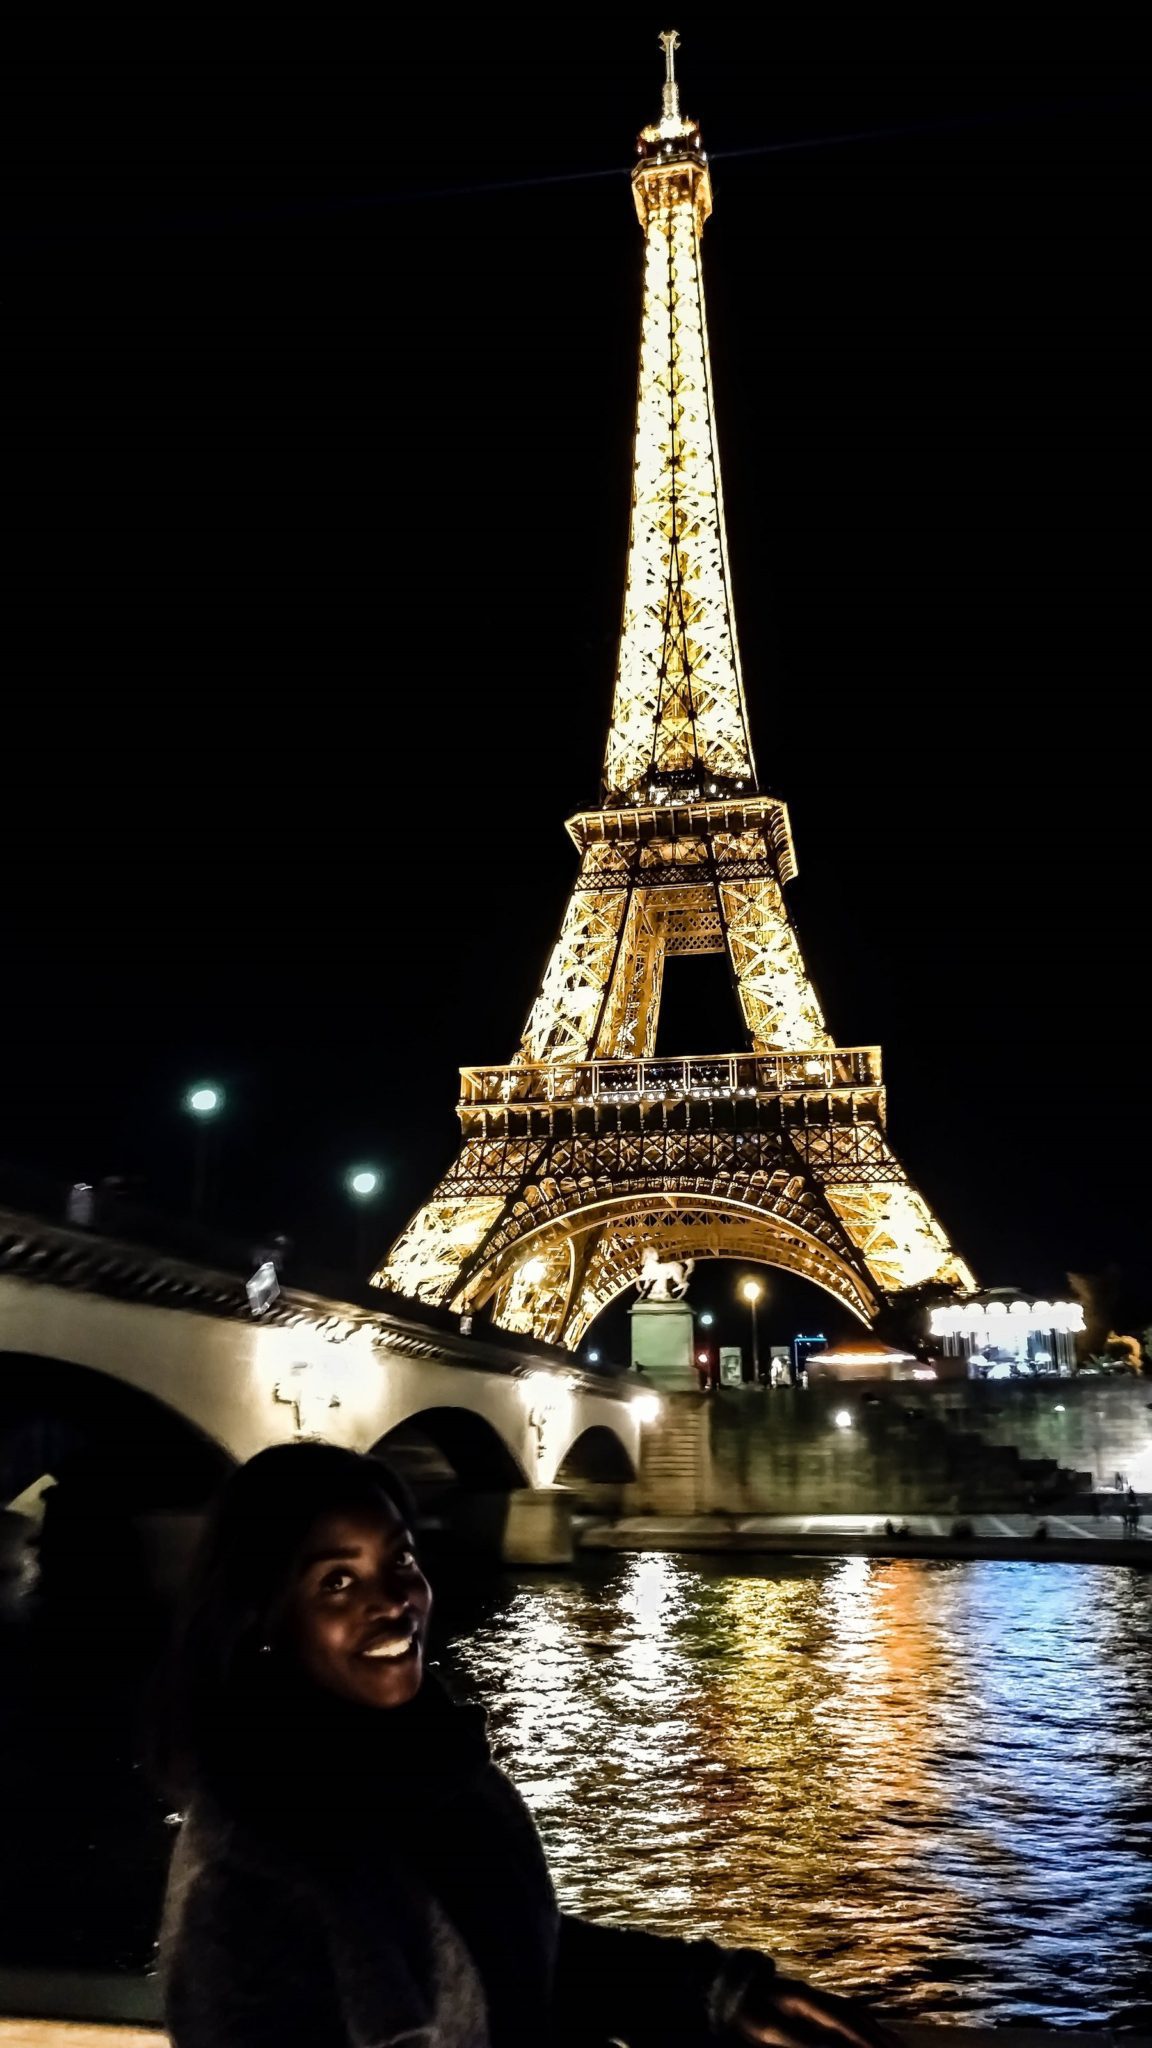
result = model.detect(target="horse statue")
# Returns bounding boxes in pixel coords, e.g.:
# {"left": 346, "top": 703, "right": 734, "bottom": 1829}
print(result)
{"left": 635, "top": 1248, "right": 695, "bottom": 1301}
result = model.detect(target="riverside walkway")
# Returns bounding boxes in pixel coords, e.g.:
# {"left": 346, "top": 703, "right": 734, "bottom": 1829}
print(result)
{"left": 580, "top": 1509, "right": 1151, "bottom": 1564}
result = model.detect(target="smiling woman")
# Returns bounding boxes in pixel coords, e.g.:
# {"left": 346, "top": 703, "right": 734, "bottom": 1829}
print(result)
{"left": 152, "top": 1442, "right": 904, "bottom": 2048}
{"left": 286, "top": 1508, "right": 431, "bottom": 1704}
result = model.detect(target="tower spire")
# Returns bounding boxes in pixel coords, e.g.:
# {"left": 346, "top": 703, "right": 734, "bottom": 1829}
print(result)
{"left": 659, "top": 27, "right": 681, "bottom": 123}
{"left": 604, "top": 31, "right": 755, "bottom": 807}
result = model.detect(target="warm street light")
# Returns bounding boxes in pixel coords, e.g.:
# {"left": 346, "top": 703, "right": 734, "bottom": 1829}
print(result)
{"left": 183, "top": 1081, "right": 224, "bottom": 1214}
{"left": 741, "top": 1276, "right": 764, "bottom": 1386}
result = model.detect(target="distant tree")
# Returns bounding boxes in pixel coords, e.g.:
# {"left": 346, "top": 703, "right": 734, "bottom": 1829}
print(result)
{"left": 1105, "top": 1332, "right": 1142, "bottom": 1374}
{"left": 1067, "top": 1267, "right": 1122, "bottom": 1366}
{"left": 873, "top": 1280, "right": 962, "bottom": 1358}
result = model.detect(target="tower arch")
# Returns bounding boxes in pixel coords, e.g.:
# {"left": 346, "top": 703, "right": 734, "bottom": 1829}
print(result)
{"left": 470, "top": 1193, "right": 879, "bottom": 1349}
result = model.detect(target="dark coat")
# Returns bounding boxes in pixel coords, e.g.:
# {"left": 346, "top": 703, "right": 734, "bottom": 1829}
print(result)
{"left": 161, "top": 1757, "right": 768, "bottom": 2047}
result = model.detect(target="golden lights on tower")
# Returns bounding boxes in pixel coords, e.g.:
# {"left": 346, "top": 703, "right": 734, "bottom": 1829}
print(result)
{"left": 375, "top": 33, "right": 973, "bottom": 1340}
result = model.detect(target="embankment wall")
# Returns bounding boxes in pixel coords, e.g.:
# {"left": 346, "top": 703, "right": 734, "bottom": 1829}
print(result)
{"left": 626, "top": 1376, "right": 1152, "bottom": 1516}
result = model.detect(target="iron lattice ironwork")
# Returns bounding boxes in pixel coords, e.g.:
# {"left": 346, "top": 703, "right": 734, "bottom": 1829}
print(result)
{"left": 375, "top": 41, "right": 973, "bottom": 1345}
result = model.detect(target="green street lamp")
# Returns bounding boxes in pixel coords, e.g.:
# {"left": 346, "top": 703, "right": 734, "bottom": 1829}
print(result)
{"left": 346, "top": 1166, "right": 383, "bottom": 1275}
{"left": 184, "top": 1081, "right": 224, "bottom": 1214}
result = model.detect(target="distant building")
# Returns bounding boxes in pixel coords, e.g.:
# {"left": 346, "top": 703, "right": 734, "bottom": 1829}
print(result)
{"left": 804, "top": 1338, "right": 958, "bottom": 1384}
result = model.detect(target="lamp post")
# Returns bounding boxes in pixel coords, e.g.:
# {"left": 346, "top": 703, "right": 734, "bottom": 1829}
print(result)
{"left": 346, "top": 1166, "right": 382, "bottom": 1277}
{"left": 184, "top": 1083, "right": 223, "bottom": 1216}
{"left": 742, "top": 1277, "right": 764, "bottom": 1386}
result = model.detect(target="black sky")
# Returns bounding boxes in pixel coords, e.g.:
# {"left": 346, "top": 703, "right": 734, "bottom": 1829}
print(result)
{"left": 5, "top": 14, "right": 1149, "bottom": 1334}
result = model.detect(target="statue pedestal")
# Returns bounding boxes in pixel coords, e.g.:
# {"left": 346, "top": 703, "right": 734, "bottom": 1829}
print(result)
{"left": 629, "top": 1299, "right": 698, "bottom": 1392}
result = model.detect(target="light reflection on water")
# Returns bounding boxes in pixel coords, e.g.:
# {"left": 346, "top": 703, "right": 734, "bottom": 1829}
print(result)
{"left": 438, "top": 1555, "right": 1152, "bottom": 2027}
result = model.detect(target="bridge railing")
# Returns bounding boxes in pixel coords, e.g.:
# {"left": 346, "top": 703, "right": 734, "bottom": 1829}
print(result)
{"left": 460, "top": 1048, "right": 883, "bottom": 1108}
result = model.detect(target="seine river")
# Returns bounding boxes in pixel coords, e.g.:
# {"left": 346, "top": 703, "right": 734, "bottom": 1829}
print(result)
{"left": 436, "top": 1553, "right": 1152, "bottom": 2030}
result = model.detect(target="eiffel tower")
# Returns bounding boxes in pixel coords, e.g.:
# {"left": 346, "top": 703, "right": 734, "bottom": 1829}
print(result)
{"left": 376, "top": 32, "right": 973, "bottom": 1347}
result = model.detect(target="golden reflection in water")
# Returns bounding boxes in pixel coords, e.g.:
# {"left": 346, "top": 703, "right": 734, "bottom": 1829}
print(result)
{"left": 443, "top": 1556, "right": 1152, "bottom": 2026}
{"left": 705, "top": 1561, "right": 966, "bottom": 1975}
{"left": 676, "top": 1556, "right": 955, "bottom": 1957}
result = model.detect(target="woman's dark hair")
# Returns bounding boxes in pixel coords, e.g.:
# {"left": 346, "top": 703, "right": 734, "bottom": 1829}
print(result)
{"left": 153, "top": 1441, "right": 418, "bottom": 1799}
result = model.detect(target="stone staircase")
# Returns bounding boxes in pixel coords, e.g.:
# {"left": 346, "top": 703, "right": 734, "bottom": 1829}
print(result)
{"left": 913, "top": 1429, "right": 1091, "bottom": 1513}
{"left": 624, "top": 1396, "right": 710, "bottom": 1513}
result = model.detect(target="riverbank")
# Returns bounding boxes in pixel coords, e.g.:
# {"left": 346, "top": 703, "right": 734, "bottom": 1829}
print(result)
{"left": 579, "top": 1509, "right": 1152, "bottom": 1565}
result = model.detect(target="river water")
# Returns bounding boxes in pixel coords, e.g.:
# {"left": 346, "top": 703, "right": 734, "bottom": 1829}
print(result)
{"left": 436, "top": 1553, "right": 1152, "bottom": 2030}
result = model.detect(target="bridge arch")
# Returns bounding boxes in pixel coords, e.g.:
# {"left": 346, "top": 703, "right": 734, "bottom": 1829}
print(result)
{"left": 548, "top": 1423, "right": 637, "bottom": 1517}
{"left": 372, "top": 1404, "right": 529, "bottom": 1507}
{"left": 0, "top": 1350, "right": 233, "bottom": 1514}
{"left": 474, "top": 1191, "right": 879, "bottom": 1347}
{"left": 554, "top": 1424, "right": 636, "bottom": 1486}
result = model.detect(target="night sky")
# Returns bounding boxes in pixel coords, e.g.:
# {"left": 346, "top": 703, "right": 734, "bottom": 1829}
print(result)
{"left": 6, "top": 16, "right": 1148, "bottom": 1350}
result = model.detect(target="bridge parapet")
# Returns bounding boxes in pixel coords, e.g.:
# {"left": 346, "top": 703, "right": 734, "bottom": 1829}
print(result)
{"left": 0, "top": 1199, "right": 623, "bottom": 1398}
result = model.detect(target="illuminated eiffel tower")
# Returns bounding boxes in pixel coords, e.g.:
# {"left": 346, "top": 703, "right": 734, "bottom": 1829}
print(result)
{"left": 376, "top": 32, "right": 973, "bottom": 1346}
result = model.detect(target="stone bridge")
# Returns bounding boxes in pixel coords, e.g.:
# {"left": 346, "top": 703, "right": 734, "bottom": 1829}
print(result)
{"left": 0, "top": 1197, "right": 650, "bottom": 1566}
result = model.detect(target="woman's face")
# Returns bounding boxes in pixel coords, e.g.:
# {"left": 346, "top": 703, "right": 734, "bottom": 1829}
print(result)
{"left": 283, "top": 1501, "right": 432, "bottom": 1709}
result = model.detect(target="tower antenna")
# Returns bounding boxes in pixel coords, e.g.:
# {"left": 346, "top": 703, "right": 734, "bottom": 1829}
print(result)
{"left": 658, "top": 28, "right": 681, "bottom": 123}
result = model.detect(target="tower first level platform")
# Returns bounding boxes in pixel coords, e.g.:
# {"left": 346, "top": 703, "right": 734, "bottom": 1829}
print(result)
{"left": 378, "top": 1039, "right": 969, "bottom": 1351}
